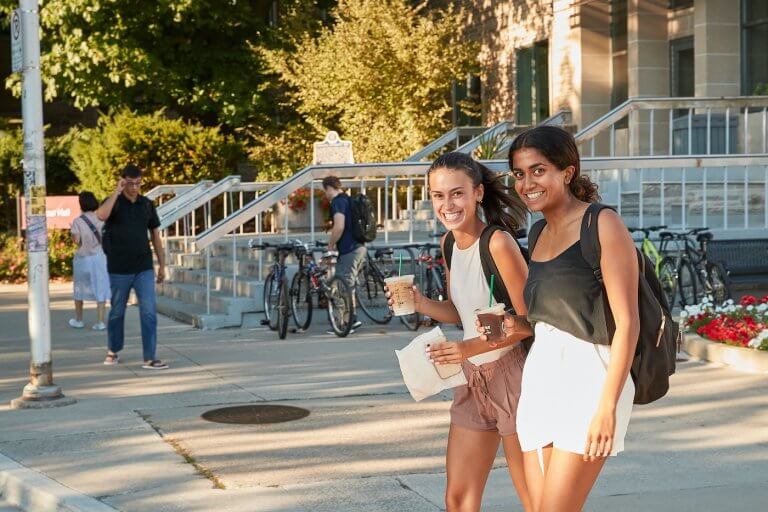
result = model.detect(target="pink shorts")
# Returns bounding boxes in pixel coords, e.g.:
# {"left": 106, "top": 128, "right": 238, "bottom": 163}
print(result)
{"left": 450, "top": 345, "right": 526, "bottom": 437}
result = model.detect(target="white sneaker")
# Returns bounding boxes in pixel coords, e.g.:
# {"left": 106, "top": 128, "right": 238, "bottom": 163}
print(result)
{"left": 68, "top": 319, "right": 84, "bottom": 329}
{"left": 92, "top": 322, "right": 106, "bottom": 331}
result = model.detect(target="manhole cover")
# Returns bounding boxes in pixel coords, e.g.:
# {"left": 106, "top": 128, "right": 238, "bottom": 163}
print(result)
{"left": 201, "top": 405, "right": 310, "bottom": 425}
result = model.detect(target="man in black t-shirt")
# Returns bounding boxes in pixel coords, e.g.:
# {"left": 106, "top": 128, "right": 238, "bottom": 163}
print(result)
{"left": 96, "top": 165, "right": 168, "bottom": 370}
{"left": 323, "top": 176, "right": 365, "bottom": 331}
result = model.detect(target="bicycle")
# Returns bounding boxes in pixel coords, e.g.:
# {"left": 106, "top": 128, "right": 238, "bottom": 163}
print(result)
{"left": 405, "top": 241, "right": 448, "bottom": 327}
{"left": 657, "top": 228, "right": 732, "bottom": 307}
{"left": 628, "top": 225, "right": 678, "bottom": 309}
{"left": 355, "top": 247, "right": 396, "bottom": 325}
{"left": 248, "top": 240, "right": 295, "bottom": 340}
{"left": 288, "top": 241, "right": 354, "bottom": 337}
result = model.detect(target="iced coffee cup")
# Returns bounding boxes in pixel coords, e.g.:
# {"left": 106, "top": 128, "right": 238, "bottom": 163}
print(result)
{"left": 476, "top": 303, "right": 507, "bottom": 344}
{"left": 384, "top": 274, "right": 416, "bottom": 316}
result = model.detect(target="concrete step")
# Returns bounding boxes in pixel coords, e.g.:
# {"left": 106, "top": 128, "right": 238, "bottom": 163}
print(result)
{"left": 157, "top": 281, "right": 262, "bottom": 316}
{"left": 399, "top": 209, "right": 434, "bottom": 221}
{"left": 384, "top": 219, "right": 437, "bottom": 232}
{"left": 155, "top": 294, "right": 244, "bottom": 329}
{"left": 167, "top": 267, "right": 266, "bottom": 297}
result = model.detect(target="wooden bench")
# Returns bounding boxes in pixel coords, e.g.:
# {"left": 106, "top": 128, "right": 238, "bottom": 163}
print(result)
{"left": 707, "top": 239, "right": 768, "bottom": 289}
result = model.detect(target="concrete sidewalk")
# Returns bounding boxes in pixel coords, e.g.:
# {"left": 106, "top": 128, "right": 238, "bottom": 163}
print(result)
{"left": 0, "top": 283, "right": 767, "bottom": 511}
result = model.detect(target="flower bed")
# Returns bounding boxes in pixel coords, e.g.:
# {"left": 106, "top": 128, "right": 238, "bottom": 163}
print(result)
{"left": 681, "top": 295, "right": 768, "bottom": 351}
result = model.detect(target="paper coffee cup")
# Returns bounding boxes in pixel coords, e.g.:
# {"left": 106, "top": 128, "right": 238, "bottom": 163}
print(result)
{"left": 384, "top": 274, "right": 416, "bottom": 316}
{"left": 476, "top": 303, "right": 506, "bottom": 343}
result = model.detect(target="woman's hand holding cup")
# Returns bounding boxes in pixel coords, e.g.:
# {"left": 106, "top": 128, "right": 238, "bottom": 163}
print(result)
{"left": 384, "top": 282, "right": 422, "bottom": 314}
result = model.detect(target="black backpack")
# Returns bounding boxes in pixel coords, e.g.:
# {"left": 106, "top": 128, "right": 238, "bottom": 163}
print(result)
{"left": 349, "top": 193, "right": 377, "bottom": 243}
{"left": 443, "top": 225, "right": 533, "bottom": 351}
{"left": 528, "top": 203, "right": 679, "bottom": 405}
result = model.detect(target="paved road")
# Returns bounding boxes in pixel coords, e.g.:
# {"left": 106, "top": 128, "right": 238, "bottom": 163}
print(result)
{"left": 0, "top": 284, "right": 767, "bottom": 511}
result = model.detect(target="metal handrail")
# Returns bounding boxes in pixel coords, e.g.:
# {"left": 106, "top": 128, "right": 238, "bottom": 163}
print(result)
{"left": 145, "top": 183, "right": 196, "bottom": 201}
{"left": 405, "top": 126, "right": 487, "bottom": 162}
{"left": 156, "top": 180, "right": 213, "bottom": 218}
{"left": 575, "top": 96, "right": 768, "bottom": 144}
{"left": 494, "top": 109, "right": 574, "bottom": 157}
{"left": 192, "top": 153, "right": 768, "bottom": 251}
{"left": 159, "top": 175, "right": 241, "bottom": 230}
{"left": 195, "top": 161, "right": 457, "bottom": 250}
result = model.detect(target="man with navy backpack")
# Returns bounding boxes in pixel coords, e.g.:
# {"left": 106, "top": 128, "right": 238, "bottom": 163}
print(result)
{"left": 323, "top": 176, "right": 368, "bottom": 331}
{"left": 96, "top": 164, "right": 168, "bottom": 370}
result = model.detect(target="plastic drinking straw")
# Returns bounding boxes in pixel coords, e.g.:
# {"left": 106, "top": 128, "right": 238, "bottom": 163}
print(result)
{"left": 399, "top": 253, "right": 403, "bottom": 276}
{"left": 489, "top": 274, "right": 495, "bottom": 307}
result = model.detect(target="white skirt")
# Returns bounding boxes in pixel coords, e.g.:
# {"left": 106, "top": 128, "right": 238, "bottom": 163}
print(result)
{"left": 516, "top": 322, "right": 634, "bottom": 456}
{"left": 73, "top": 252, "right": 111, "bottom": 302}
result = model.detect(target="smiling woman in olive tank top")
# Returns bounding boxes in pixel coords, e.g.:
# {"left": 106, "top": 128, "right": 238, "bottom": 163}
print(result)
{"left": 508, "top": 126, "right": 640, "bottom": 512}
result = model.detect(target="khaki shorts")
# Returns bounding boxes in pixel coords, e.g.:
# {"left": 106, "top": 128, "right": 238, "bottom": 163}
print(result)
{"left": 450, "top": 345, "right": 526, "bottom": 437}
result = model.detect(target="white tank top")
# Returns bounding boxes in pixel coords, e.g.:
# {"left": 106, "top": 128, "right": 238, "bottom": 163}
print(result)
{"left": 449, "top": 237, "right": 513, "bottom": 365}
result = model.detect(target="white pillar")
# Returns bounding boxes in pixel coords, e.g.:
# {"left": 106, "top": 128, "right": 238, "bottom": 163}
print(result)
{"left": 12, "top": 0, "right": 74, "bottom": 409}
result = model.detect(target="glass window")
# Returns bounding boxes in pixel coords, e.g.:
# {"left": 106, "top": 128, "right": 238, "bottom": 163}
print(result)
{"left": 670, "top": 37, "right": 694, "bottom": 97}
{"left": 742, "top": 0, "right": 768, "bottom": 95}
{"left": 668, "top": 0, "right": 693, "bottom": 9}
{"left": 515, "top": 41, "right": 549, "bottom": 125}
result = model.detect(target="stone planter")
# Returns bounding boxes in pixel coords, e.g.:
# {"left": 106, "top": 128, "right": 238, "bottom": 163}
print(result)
{"left": 683, "top": 332, "right": 768, "bottom": 374}
{"left": 273, "top": 202, "right": 328, "bottom": 232}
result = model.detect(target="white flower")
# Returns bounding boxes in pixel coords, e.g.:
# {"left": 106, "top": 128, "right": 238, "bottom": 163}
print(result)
{"left": 747, "top": 305, "right": 755, "bottom": 312}
{"left": 749, "top": 338, "right": 760, "bottom": 348}
{"left": 679, "top": 310, "right": 689, "bottom": 318}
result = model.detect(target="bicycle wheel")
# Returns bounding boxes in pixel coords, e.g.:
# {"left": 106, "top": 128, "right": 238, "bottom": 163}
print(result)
{"left": 290, "top": 271, "right": 313, "bottom": 330}
{"left": 276, "top": 277, "right": 289, "bottom": 340}
{"left": 355, "top": 262, "right": 392, "bottom": 324}
{"left": 706, "top": 261, "right": 732, "bottom": 305}
{"left": 326, "top": 276, "right": 353, "bottom": 337}
{"left": 658, "top": 257, "right": 678, "bottom": 309}
{"left": 677, "top": 260, "right": 698, "bottom": 307}
{"left": 263, "top": 269, "right": 280, "bottom": 331}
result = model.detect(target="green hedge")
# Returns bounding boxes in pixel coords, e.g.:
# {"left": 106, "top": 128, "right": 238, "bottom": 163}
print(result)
{"left": 0, "top": 230, "right": 76, "bottom": 283}
{"left": 70, "top": 110, "right": 243, "bottom": 198}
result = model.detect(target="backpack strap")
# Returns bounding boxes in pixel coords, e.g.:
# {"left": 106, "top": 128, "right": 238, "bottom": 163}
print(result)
{"left": 443, "top": 231, "right": 455, "bottom": 270}
{"left": 79, "top": 214, "right": 102, "bottom": 245}
{"left": 479, "top": 225, "right": 514, "bottom": 312}
{"left": 526, "top": 219, "right": 547, "bottom": 256}
{"left": 579, "top": 202, "right": 615, "bottom": 284}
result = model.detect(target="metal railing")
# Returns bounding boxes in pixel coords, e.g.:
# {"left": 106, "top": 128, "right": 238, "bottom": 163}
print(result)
{"left": 493, "top": 109, "right": 573, "bottom": 157}
{"left": 576, "top": 96, "right": 768, "bottom": 158}
{"left": 405, "top": 126, "right": 487, "bottom": 162}
{"left": 156, "top": 180, "right": 213, "bottom": 219}
{"left": 158, "top": 176, "right": 240, "bottom": 230}
{"left": 145, "top": 183, "right": 196, "bottom": 201}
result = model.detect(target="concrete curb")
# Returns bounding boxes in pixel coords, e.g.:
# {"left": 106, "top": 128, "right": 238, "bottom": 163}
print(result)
{"left": 683, "top": 333, "right": 768, "bottom": 374}
{"left": 0, "top": 453, "right": 117, "bottom": 512}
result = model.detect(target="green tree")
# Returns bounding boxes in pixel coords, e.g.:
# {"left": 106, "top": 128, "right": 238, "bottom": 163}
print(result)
{"left": 69, "top": 109, "right": 242, "bottom": 198}
{"left": 0, "top": 0, "right": 301, "bottom": 129}
{"left": 264, "top": 0, "right": 478, "bottom": 163}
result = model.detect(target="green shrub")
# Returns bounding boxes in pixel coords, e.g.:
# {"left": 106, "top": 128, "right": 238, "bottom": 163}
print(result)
{"left": 70, "top": 110, "right": 243, "bottom": 198}
{"left": 0, "top": 128, "right": 77, "bottom": 232}
{"left": 0, "top": 229, "right": 75, "bottom": 283}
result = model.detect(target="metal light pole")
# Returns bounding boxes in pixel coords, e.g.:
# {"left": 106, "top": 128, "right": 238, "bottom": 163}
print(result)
{"left": 11, "top": 0, "right": 74, "bottom": 409}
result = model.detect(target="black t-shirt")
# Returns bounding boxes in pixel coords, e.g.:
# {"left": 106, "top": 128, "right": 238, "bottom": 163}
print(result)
{"left": 104, "top": 194, "right": 160, "bottom": 274}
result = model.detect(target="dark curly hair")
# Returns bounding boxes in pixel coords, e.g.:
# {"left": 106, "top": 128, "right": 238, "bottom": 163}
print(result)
{"left": 427, "top": 152, "right": 527, "bottom": 232}
{"left": 508, "top": 126, "right": 600, "bottom": 203}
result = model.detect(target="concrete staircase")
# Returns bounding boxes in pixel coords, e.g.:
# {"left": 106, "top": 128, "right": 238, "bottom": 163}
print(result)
{"left": 384, "top": 200, "right": 437, "bottom": 232}
{"left": 157, "top": 237, "right": 291, "bottom": 329}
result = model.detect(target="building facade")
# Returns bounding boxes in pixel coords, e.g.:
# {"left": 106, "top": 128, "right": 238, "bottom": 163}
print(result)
{"left": 469, "top": 0, "right": 767, "bottom": 129}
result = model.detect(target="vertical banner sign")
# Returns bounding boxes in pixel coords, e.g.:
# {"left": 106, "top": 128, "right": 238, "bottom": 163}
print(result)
{"left": 11, "top": 9, "right": 22, "bottom": 73}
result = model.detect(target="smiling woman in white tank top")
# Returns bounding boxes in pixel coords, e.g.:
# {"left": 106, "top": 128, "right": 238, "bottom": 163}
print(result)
{"left": 394, "top": 152, "right": 534, "bottom": 512}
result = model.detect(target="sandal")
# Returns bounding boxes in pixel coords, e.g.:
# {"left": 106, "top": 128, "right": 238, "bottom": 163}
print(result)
{"left": 103, "top": 353, "right": 119, "bottom": 365}
{"left": 142, "top": 360, "right": 169, "bottom": 370}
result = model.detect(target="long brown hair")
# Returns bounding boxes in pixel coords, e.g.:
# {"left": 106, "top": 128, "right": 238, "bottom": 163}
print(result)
{"left": 428, "top": 152, "right": 527, "bottom": 232}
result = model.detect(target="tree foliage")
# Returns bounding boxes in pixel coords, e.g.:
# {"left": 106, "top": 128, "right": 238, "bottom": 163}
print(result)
{"left": 0, "top": 0, "right": 284, "bottom": 128}
{"left": 69, "top": 109, "right": 242, "bottom": 198}
{"left": 265, "top": 0, "right": 478, "bottom": 163}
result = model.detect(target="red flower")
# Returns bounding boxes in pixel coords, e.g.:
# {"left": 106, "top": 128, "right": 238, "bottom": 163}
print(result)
{"left": 740, "top": 295, "right": 757, "bottom": 306}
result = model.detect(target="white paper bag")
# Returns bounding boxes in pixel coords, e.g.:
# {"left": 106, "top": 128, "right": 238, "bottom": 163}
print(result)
{"left": 395, "top": 326, "right": 467, "bottom": 402}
